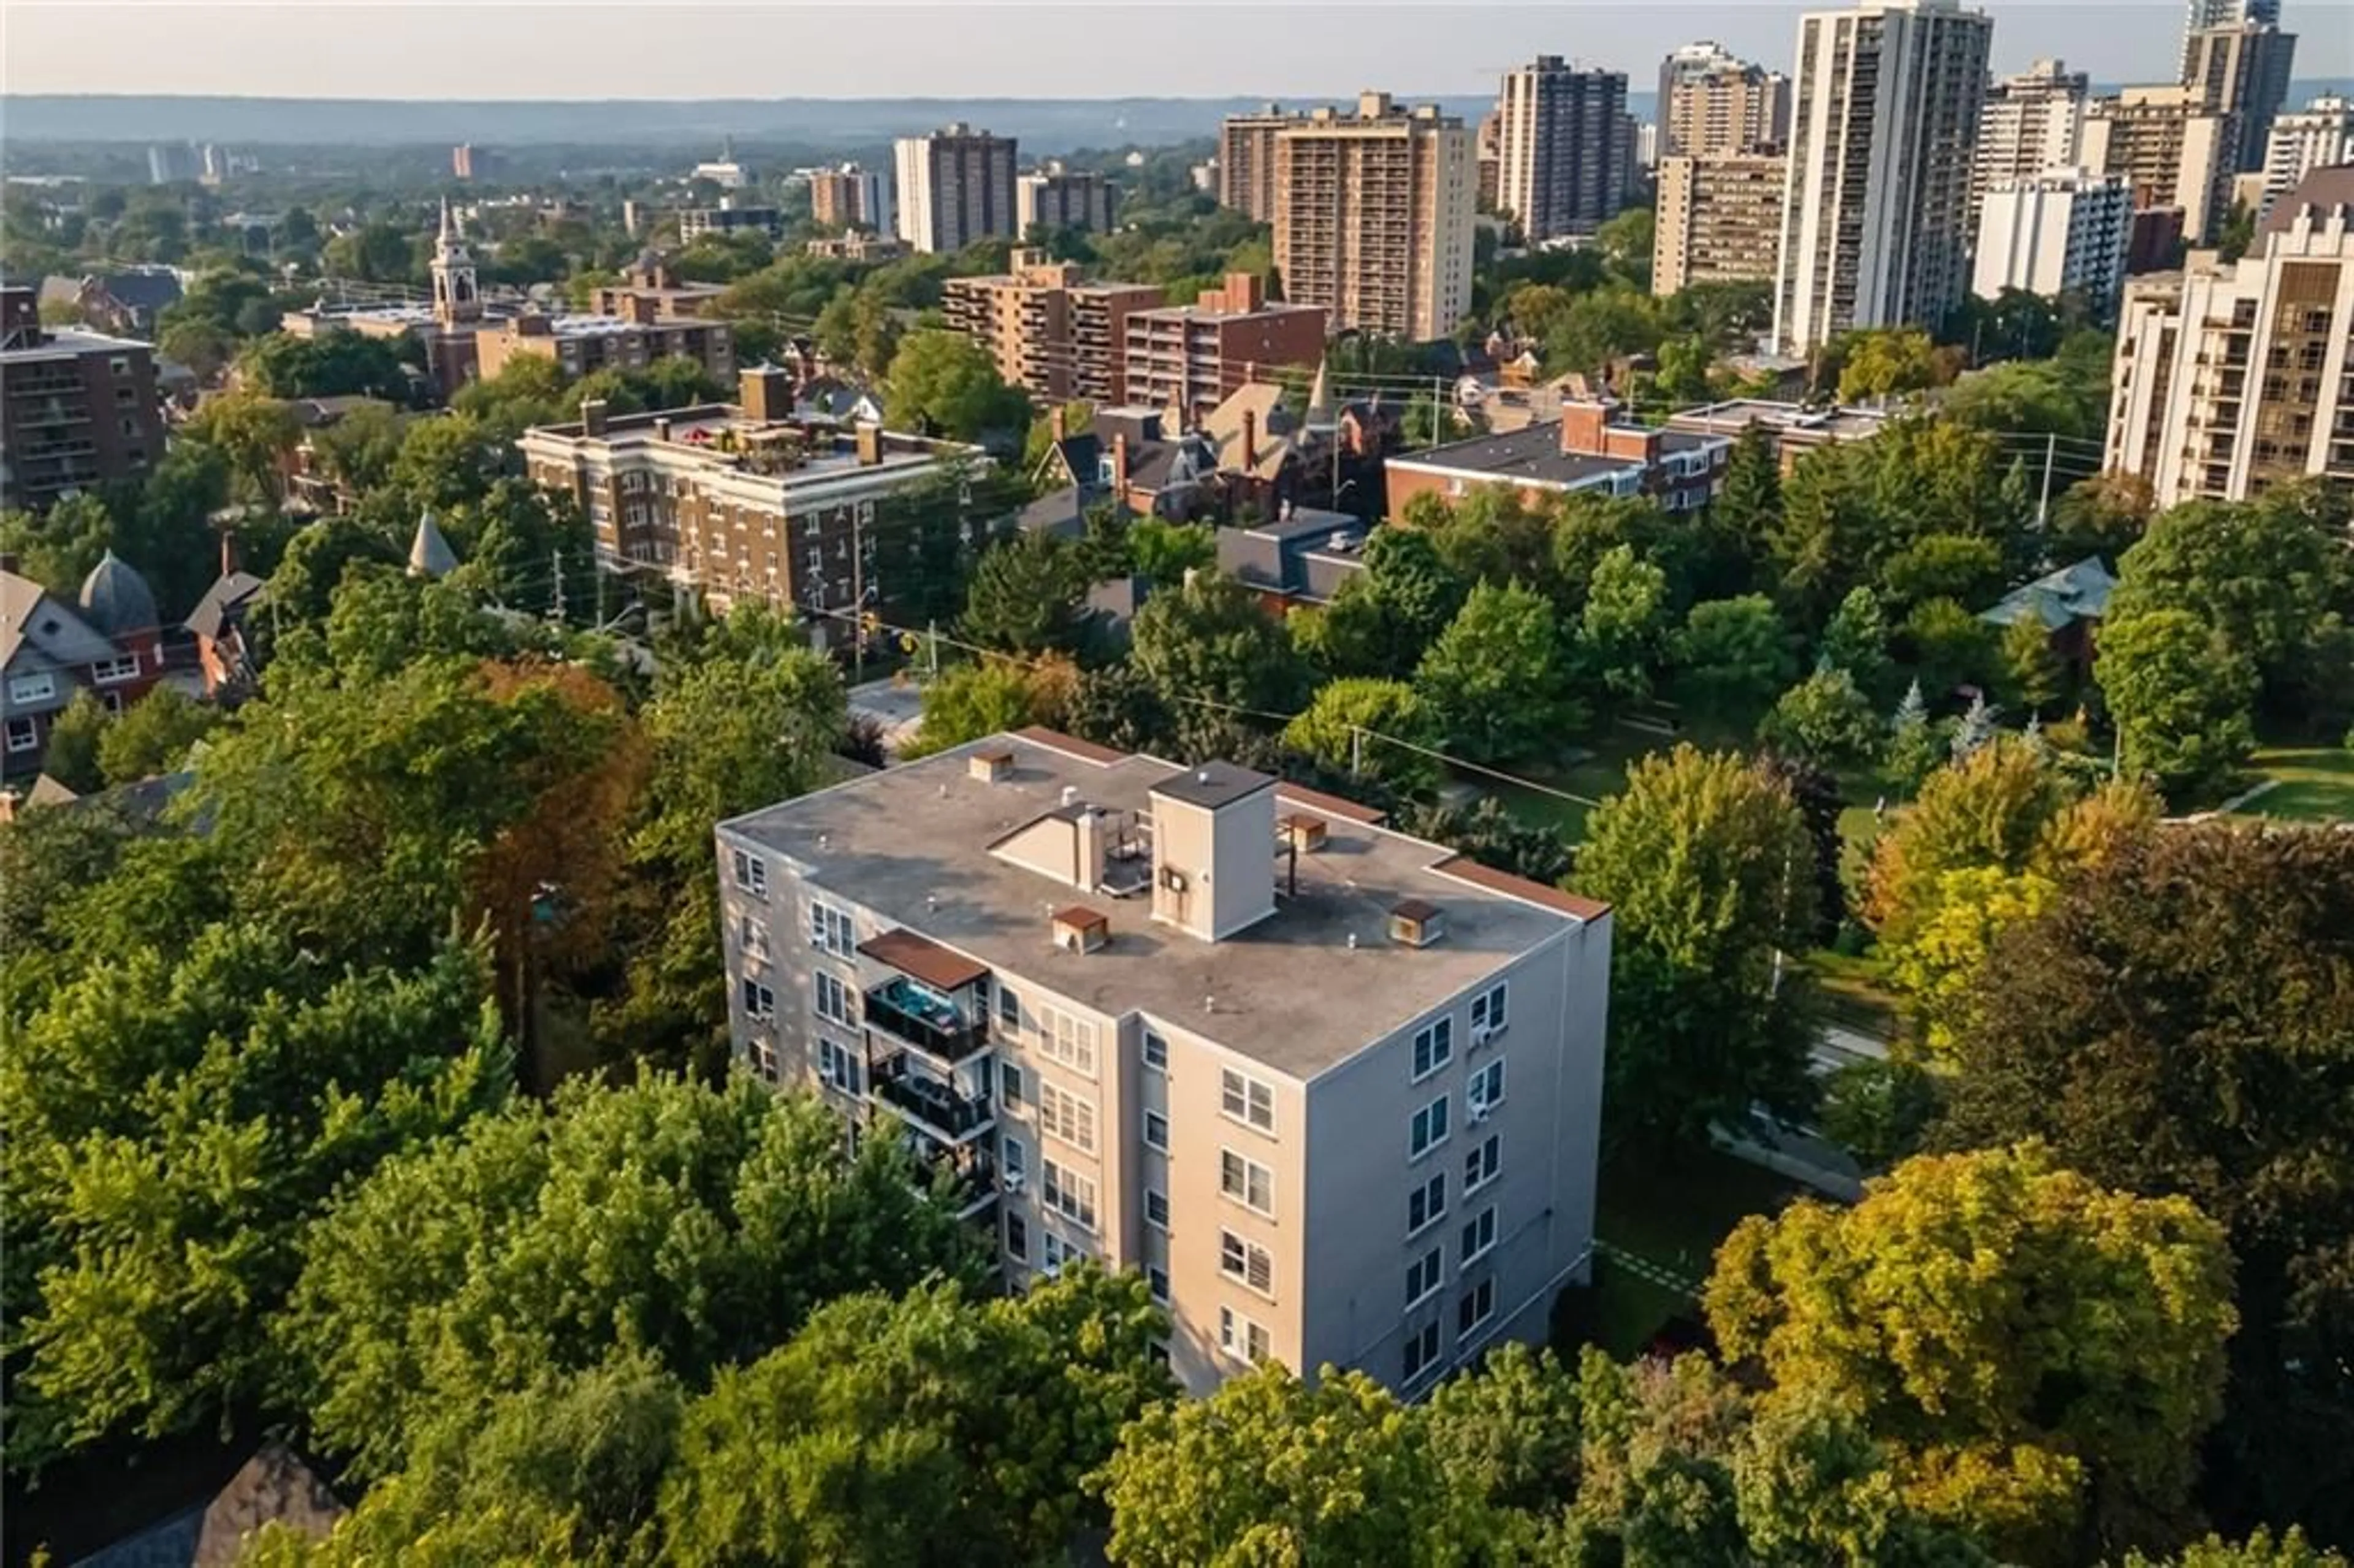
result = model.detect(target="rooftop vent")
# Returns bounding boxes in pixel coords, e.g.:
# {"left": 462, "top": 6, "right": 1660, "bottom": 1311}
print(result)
{"left": 1388, "top": 898, "right": 1446, "bottom": 948}
{"left": 1279, "top": 813, "right": 1328, "bottom": 854}
{"left": 970, "top": 747, "right": 1015, "bottom": 783}
{"left": 1052, "top": 905, "right": 1110, "bottom": 954}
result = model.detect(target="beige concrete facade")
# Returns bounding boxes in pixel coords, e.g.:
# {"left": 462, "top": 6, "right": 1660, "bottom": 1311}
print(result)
{"left": 1970, "top": 58, "right": 2090, "bottom": 226}
{"left": 1217, "top": 110, "right": 1292, "bottom": 222}
{"left": 1655, "top": 152, "right": 1787, "bottom": 295}
{"left": 2080, "top": 87, "right": 2233, "bottom": 243}
{"left": 1658, "top": 44, "right": 1790, "bottom": 158}
{"left": 714, "top": 734, "right": 1613, "bottom": 1397}
{"left": 940, "top": 250, "right": 1165, "bottom": 404}
{"left": 1273, "top": 93, "right": 1476, "bottom": 341}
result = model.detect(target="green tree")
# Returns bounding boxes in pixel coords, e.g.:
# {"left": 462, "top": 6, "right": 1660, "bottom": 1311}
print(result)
{"left": 278, "top": 1073, "right": 978, "bottom": 1480}
{"left": 1415, "top": 580, "right": 1578, "bottom": 763}
{"left": 1282, "top": 677, "right": 1440, "bottom": 794}
{"left": 2096, "top": 608, "right": 2257, "bottom": 805}
{"left": 38, "top": 689, "right": 110, "bottom": 794}
{"left": 904, "top": 658, "right": 1069, "bottom": 759}
{"left": 1095, "top": 1364, "right": 1469, "bottom": 1568}
{"left": 2124, "top": 1531, "right": 2349, "bottom": 1568}
{"left": 1713, "top": 422, "right": 1783, "bottom": 578}
{"left": 959, "top": 530, "right": 1096, "bottom": 658}
{"left": 187, "top": 390, "right": 302, "bottom": 502}
{"left": 1674, "top": 595, "right": 1794, "bottom": 727}
{"left": 1130, "top": 569, "right": 1311, "bottom": 719}
{"left": 1575, "top": 745, "right": 1820, "bottom": 1147}
{"left": 96, "top": 687, "right": 220, "bottom": 785}
{"left": 0, "top": 492, "right": 114, "bottom": 598}
{"left": 883, "top": 327, "right": 1030, "bottom": 443}
{"left": 1835, "top": 327, "right": 1939, "bottom": 403}
{"left": 1884, "top": 679, "right": 1945, "bottom": 794}
{"left": 1862, "top": 736, "right": 2074, "bottom": 951}
{"left": 310, "top": 398, "right": 407, "bottom": 495}
{"left": 1881, "top": 865, "right": 2059, "bottom": 1067}
{"left": 390, "top": 412, "right": 503, "bottom": 512}
{"left": 1758, "top": 665, "right": 1881, "bottom": 767}
{"left": 1579, "top": 542, "right": 1672, "bottom": 707}
{"left": 1998, "top": 615, "right": 2066, "bottom": 717}
{"left": 1297, "top": 525, "right": 1469, "bottom": 679}
{"left": 1935, "top": 825, "right": 2354, "bottom": 1542}
{"left": 1898, "top": 597, "right": 1997, "bottom": 699}
{"left": 1708, "top": 1144, "right": 2238, "bottom": 1563}
{"left": 1397, "top": 796, "right": 1573, "bottom": 885}
{"left": 1819, "top": 586, "right": 1893, "bottom": 697}
{"left": 1126, "top": 517, "right": 1217, "bottom": 586}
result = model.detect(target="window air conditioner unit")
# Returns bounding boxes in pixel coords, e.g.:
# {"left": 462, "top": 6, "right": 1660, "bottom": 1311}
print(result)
{"left": 1002, "top": 1171, "right": 1025, "bottom": 1193}
{"left": 1469, "top": 1024, "right": 1495, "bottom": 1049}
{"left": 1470, "top": 1102, "right": 1494, "bottom": 1124}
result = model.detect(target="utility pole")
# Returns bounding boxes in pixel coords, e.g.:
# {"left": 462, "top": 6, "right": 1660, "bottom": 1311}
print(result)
{"left": 2035, "top": 431, "right": 2057, "bottom": 530}
{"left": 850, "top": 508, "right": 866, "bottom": 686}
{"left": 549, "top": 549, "right": 567, "bottom": 623}
{"left": 1350, "top": 725, "right": 1365, "bottom": 778}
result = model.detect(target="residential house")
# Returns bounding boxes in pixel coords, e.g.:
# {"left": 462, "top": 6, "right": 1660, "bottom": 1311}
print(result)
{"left": 2, "top": 552, "right": 167, "bottom": 774}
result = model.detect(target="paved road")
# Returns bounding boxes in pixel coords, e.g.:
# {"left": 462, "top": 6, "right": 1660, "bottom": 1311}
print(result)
{"left": 848, "top": 677, "right": 925, "bottom": 756}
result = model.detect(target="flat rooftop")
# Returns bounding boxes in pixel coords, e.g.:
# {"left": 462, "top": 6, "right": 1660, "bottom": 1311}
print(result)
{"left": 2, "top": 324, "right": 154, "bottom": 361}
{"left": 522, "top": 403, "right": 973, "bottom": 479}
{"left": 1387, "top": 424, "right": 1642, "bottom": 489}
{"left": 1665, "top": 400, "right": 1891, "bottom": 442}
{"left": 721, "top": 732, "right": 1603, "bottom": 1081}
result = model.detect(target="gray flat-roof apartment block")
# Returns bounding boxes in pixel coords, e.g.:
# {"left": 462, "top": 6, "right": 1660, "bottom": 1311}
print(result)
{"left": 716, "top": 730, "right": 1612, "bottom": 1396}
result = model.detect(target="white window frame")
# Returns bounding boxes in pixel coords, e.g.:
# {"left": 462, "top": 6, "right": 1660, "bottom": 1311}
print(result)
{"left": 1040, "top": 1230, "right": 1089, "bottom": 1277}
{"left": 1148, "top": 1265, "right": 1170, "bottom": 1303}
{"left": 1141, "top": 1030, "right": 1168, "bottom": 1071}
{"left": 90, "top": 653, "right": 142, "bottom": 685}
{"left": 1407, "top": 1171, "right": 1447, "bottom": 1236}
{"left": 1469, "top": 983, "right": 1508, "bottom": 1037}
{"left": 9, "top": 672, "right": 58, "bottom": 706}
{"left": 997, "top": 985, "right": 1020, "bottom": 1029}
{"left": 738, "top": 913, "right": 770, "bottom": 962}
{"left": 1406, "top": 1244, "right": 1444, "bottom": 1309}
{"left": 1403, "top": 1319, "right": 1442, "bottom": 1384}
{"left": 1465, "top": 1133, "right": 1501, "bottom": 1196}
{"left": 1409, "top": 1094, "right": 1450, "bottom": 1159}
{"left": 1000, "top": 1135, "right": 1027, "bottom": 1184}
{"left": 1037, "top": 1005, "right": 1099, "bottom": 1078}
{"left": 1219, "top": 1305, "right": 1270, "bottom": 1365}
{"left": 1005, "top": 1210, "right": 1029, "bottom": 1263}
{"left": 813, "top": 970, "right": 855, "bottom": 1026}
{"left": 1219, "top": 1149, "right": 1273, "bottom": 1216}
{"left": 1460, "top": 1205, "right": 1498, "bottom": 1268}
{"left": 817, "top": 1037, "right": 862, "bottom": 1096}
{"left": 1143, "top": 1109, "right": 1169, "bottom": 1151}
{"left": 740, "top": 977, "right": 775, "bottom": 1021}
{"left": 1457, "top": 1277, "right": 1496, "bottom": 1338}
{"left": 1410, "top": 1016, "right": 1453, "bottom": 1082}
{"left": 1468, "top": 1060, "right": 1506, "bottom": 1116}
{"left": 999, "top": 1062, "right": 1025, "bottom": 1108}
{"left": 1220, "top": 1067, "right": 1276, "bottom": 1135}
{"left": 808, "top": 899, "right": 854, "bottom": 957}
{"left": 1145, "top": 1188, "right": 1170, "bottom": 1229}
{"left": 1042, "top": 1158, "right": 1098, "bottom": 1232}
{"left": 1039, "top": 1080, "right": 1098, "bottom": 1154}
{"left": 729, "top": 847, "right": 768, "bottom": 897}
{"left": 4, "top": 715, "right": 37, "bottom": 753}
{"left": 1218, "top": 1229, "right": 1274, "bottom": 1296}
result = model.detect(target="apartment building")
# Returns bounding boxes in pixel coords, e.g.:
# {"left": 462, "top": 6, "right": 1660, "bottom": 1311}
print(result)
{"left": 940, "top": 249, "right": 1164, "bottom": 405}
{"left": 2105, "top": 166, "right": 2354, "bottom": 506}
{"left": 1654, "top": 152, "right": 1788, "bottom": 295}
{"left": 1972, "top": 167, "right": 2135, "bottom": 314}
{"left": 679, "top": 202, "right": 785, "bottom": 242}
{"left": 0, "top": 286, "right": 164, "bottom": 511}
{"left": 2079, "top": 87, "right": 2234, "bottom": 243}
{"left": 714, "top": 732, "right": 1613, "bottom": 1398}
{"left": 1656, "top": 42, "right": 1790, "bottom": 158}
{"left": 475, "top": 308, "right": 735, "bottom": 386}
{"left": 1217, "top": 107, "right": 1292, "bottom": 222}
{"left": 1385, "top": 398, "right": 1735, "bottom": 517}
{"left": 2257, "top": 96, "right": 2352, "bottom": 225}
{"left": 809, "top": 164, "right": 891, "bottom": 234}
{"left": 1772, "top": 0, "right": 1992, "bottom": 354}
{"left": 516, "top": 366, "right": 981, "bottom": 615}
{"left": 1121, "top": 273, "right": 1328, "bottom": 424}
{"left": 1971, "top": 59, "right": 2090, "bottom": 225}
{"left": 895, "top": 126, "right": 1021, "bottom": 254}
{"left": 1496, "top": 57, "right": 1636, "bottom": 241}
{"left": 588, "top": 254, "right": 729, "bottom": 321}
{"left": 1273, "top": 93, "right": 1476, "bottom": 341}
{"left": 2182, "top": 22, "right": 2298, "bottom": 172}
{"left": 1017, "top": 162, "right": 1117, "bottom": 236}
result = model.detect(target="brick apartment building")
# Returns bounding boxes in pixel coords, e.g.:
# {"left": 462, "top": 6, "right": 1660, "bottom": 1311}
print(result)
{"left": 941, "top": 250, "right": 1165, "bottom": 406}
{"left": 0, "top": 285, "right": 165, "bottom": 511}
{"left": 1121, "top": 273, "right": 1328, "bottom": 424}
{"left": 716, "top": 733, "right": 1612, "bottom": 1398}
{"left": 516, "top": 366, "right": 983, "bottom": 619}
{"left": 1384, "top": 398, "right": 1736, "bottom": 517}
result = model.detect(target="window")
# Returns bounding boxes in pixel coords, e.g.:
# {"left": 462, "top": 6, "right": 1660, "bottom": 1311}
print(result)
{"left": 1000, "top": 1135, "right": 1026, "bottom": 1185}
{"left": 1464, "top": 1134, "right": 1501, "bottom": 1195}
{"left": 740, "top": 978, "right": 775, "bottom": 1020}
{"left": 1406, "top": 1244, "right": 1444, "bottom": 1308}
{"left": 109, "top": 355, "right": 129, "bottom": 375}
{"left": 1038, "top": 1081, "right": 1097, "bottom": 1154}
{"left": 1221, "top": 1067, "right": 1275, "bottom": 1134}
{"left": 1148, "top": 1265, "right": 1170, "bottom": 1303}
{"left": 997, "top": 984, "right": 1020, "bottom": 1028}
{"left": 1145, "top": 1189, "right": 1170, "bottom": 1228}
{"left": 1411, "top": 1017, "right": 1453, "bottom": 1081}
{"left": 1470, "top": 983, "right": 1508, "bottom": 1036}
{"left": 1143, "top": 1109, "right": 1169, "bottom": 1151}
{"left": 747, "top": 1038, "right": 779, "bottom": 1083}
{"left": 90, "top": 653, "right": 140, "bottom": 684}
{"left": 1037, "top": 1005, "right": 1099, "bottom": 1077}
{"left": 1219, "top": 1306, "right": 1270, "bottom": 1365}
{"left": 817, "top": 1037, "right": 861, "bottom": 1096}
{"left": 1468, "top": 1061, "right": 1506, "bottom": 1116}
{"left": 1219, "top": 1229, "right": 1274, "bottom": 1295}
{"left": 8, "top": 672, "right": 56, "bottom": 706}
{"left": 738, "top": 914, "right": 770, "bottom": 961}
{"left": 1042, "top": 1159, "right": 1097, "bottom": 1231}
{"left": 729, "top": 847, "right": 768, "bottom": 897}
{"left": 1403, "top": 1320, "right": 1442, "bottom": 1383}
{"left": 4, "top": 716, "right": 36, "bottom": 754}
{"left": 1409, "top": 1094, "right": 1450, "bottom": 1159}
{"left": 1219, "top": 1149, "right": 1273, "bottom": 1215}
{"left": 1460, "top": 1206, "right": 1497, "bottom": 1266}
{"left": 1407, "top": 1171, "right": 1447, "bottom": 1235}
{"left": 1457, "top": 1278, "right": 1496, "bottom": 1338}
{"left": 1040, "top": 1231, "right": 1087, "bottom": 1277}
{"left": 999, "top": 1063, "right": 1025, "bottom": 1108}
{"left": 807, "top": 899, "right": 854, "bottom": 956}
{"left": 1142, "top": 1030, "right": 1168, "bottom": 1070}
{"left": 813, "top": 970, "right": 854, "bottom": 1026}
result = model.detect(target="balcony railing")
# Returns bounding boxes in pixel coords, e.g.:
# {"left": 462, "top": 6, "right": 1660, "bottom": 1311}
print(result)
{"left": 906, "top": 1136, "right": 997, "bottom": 1218}
{"left": 863, "top": 976, "right": 989, "bottom": 1063}
{"left": 872, "top": 1053, "right": 994, "bottom": 1141}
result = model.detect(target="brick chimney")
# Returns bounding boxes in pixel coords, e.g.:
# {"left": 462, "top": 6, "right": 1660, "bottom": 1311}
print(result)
{"left": 1111, "top": 430, "right": 1130, "bottom": 497}
{"left": 625, "top": 293, "right": 658, "bottom": 325}
{"left": 855, "top": 423, "right": 884, "bottom": 466}
{"left": 739, "top": 364, "right": 791, "bottom": 422}
{"left": 581, "top": 398, "right": 611, "bottom": 437}
{"left": 1559, "top": 399, "right": 1612, "bottom": 456}
{"left": 1050, "top": 404, "right": 1068, "bottom": 443}
{"left": 1224, "top": 270, "right": 1264, "bottom": 312}
{"left": 220, "top": 528, "right": 238, "bottom": 578}
{"left": 1241, "top": 408, "right": 1258, "bottom": 470}
{"left": 1602, "top": 424, "right": 1661, "bottom": 466}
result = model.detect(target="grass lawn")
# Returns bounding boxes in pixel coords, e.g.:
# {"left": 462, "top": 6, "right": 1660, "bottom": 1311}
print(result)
{"left": 1808, "top": 948, "right": 1903, "bottom": 1038}
{"left": 1596, "top": 1144, "right": 1802, "bottom": 1292}
{"left": 2238, "top": 746, "right": 2354, "bottom": 823}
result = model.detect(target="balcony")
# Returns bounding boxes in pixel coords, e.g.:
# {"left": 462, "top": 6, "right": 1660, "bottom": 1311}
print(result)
{"left": 897, "top": 1130, "right": 998, "bottom": 1219}
{"left": 863, "top": 975, "right": 989, "bottom": 1063}
{"left": 873, "top": 1052, "right": 995, "bottom": 1143}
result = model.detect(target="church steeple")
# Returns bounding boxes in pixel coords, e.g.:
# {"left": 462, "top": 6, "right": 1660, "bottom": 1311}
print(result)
{"left": 431, "top": 197, "right": 480, "bottom": 327}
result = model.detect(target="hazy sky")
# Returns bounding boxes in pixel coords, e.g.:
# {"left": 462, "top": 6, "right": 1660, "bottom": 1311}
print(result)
{"left": 6, "top": 1, "right": 2349, "bottom": 99}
